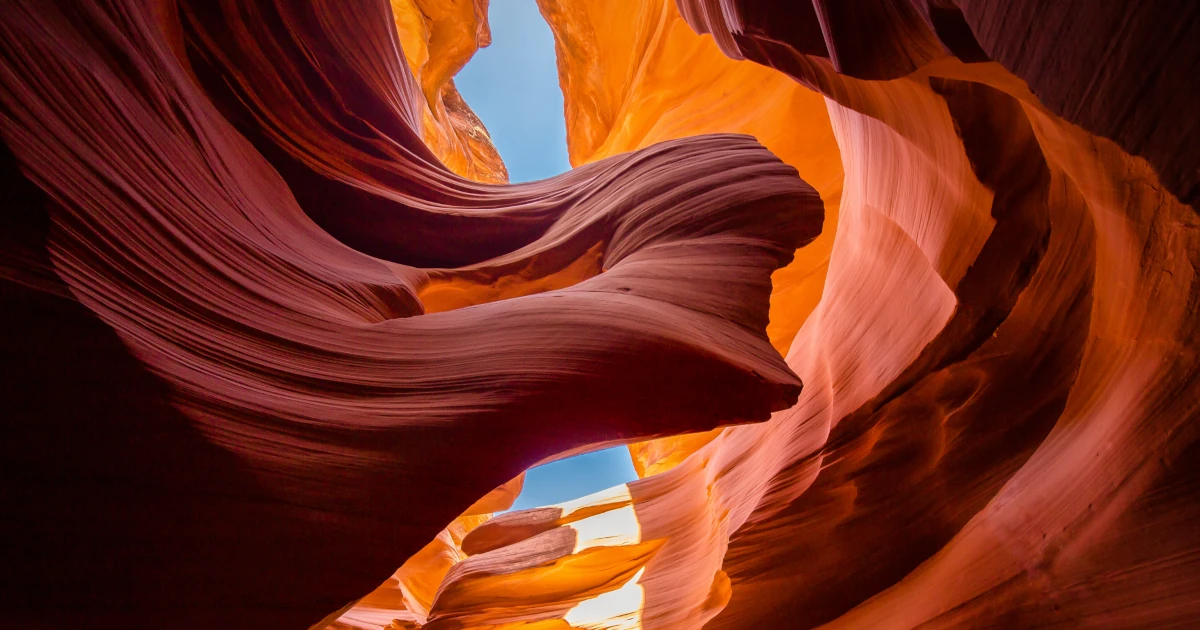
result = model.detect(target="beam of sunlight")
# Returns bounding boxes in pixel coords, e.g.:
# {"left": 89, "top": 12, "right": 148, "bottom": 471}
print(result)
{"left": 568, "top": 503, "right": 642, "bottom": 554}
{"left": 563, "top": 567, "right": 647, "bottom": 630}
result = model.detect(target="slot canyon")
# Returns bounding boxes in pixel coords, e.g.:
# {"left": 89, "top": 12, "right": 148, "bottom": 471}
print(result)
{"left": 1, "top": 0, "right": 1198, "bottom": 628}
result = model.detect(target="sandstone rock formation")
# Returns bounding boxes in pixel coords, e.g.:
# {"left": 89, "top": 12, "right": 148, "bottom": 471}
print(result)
{"left": 0, "top": 1, "right": 816, "bottom": 626}
{"left": 1, "top": 0, "right": 1196, "bottom": 628}
{"left": 389, "top": 0, "right": 509, "bottom": 183}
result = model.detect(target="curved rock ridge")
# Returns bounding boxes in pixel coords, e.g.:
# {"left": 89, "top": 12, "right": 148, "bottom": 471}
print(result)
{"left": 357, "top": 0, "right": 1199, "bottom": 628}
{"left": 0, "top": 0, "right": 820, "bottom": 627}
{"left": 2, "top": 0, "right": 1197, "bottom": 628}
{"left": 537, "top": 0, "right": 846, "bottom": 356}
{"left": 679, "top": 0, "right": 1200, "bottom": 207}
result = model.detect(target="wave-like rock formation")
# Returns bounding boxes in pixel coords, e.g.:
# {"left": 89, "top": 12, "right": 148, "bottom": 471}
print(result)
{"left": 1, "top": 0, "right": 1197, "bottom": 628}
{"left": 0, "top": 0, "right": 817, "bottom": 626}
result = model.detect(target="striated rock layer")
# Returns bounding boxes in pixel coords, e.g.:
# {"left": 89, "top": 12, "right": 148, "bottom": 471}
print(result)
{"left": 1, "top": 0, "right": 1198, "bottom": 629}
{"left": 359, "top": 0, "right": 1200, "bottom": 628}
{"left": 676, "top": 3, "right": 1200, "bottom": 627}
{"left": 471, "top": 1, "right": 1197, "bottom": 628}
{"left": 0, "top": 0, "right": 817, "bottom": 626}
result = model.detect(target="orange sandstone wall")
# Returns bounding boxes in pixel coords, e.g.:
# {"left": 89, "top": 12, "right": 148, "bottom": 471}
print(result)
{"left": 405, "top": 1, "right": 1199, "bottom": 628}
{"left": 391, "top": 0, "right": 509, "bottom": 183}
{"left": 0, "top": 0, "right": 1196, "bottom": 628}
{"left": 538, "top": 0, "right": 844, "bottom": 355}
{"left": 0, "top": 0, "right": 817, "bottom": 626}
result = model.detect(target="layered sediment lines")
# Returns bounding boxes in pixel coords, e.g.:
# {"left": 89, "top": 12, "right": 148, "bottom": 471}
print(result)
{"left": 374, "top": 1, "right": 1199, "bottom": 628}
{"left": 672, "top": 3, "right": 1200, "bottom": 626}
{"left": 534, "top": 1, "right": 1197, "bottom": 628}
{"left": 1, "top": 0, "right": 1197, "bottom": 628}
{"left": 0, "top": 0, "right": 818, "bottom": 626}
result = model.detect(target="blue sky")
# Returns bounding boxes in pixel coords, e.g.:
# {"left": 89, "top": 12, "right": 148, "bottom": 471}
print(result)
{"left": 456, "top": 0, "right": 572, "bottom": 182}
{"left": 457, "top": 1, "right": 638, "bottom": 510}
{"left": 508, "top": 446, "right": 640, "bottom": 511}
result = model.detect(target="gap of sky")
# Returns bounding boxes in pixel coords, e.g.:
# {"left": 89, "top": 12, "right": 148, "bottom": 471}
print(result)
{"left": 508, "top": 447, "right": 641, "bottom": 512}
{"left": 455, "top": 1, "right": 638, "bottom": 510}
{"left": 455, "top": 0, "right": 572, "bottom": 183}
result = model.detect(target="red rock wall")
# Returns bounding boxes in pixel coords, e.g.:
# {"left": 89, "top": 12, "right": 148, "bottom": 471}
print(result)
{"left": 417, "top": 1, "right": 1200, "bottom": 628}
{"left": 0, "top": 1, "right": 816, "bottom": 626}
{"left": 1, "top": 0, "right": 1196, "bottom": 628}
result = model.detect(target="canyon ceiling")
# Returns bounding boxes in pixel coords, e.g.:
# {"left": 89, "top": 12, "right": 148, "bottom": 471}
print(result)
{"left": 1, "top": 0, "right": 1197, "bottom": 628}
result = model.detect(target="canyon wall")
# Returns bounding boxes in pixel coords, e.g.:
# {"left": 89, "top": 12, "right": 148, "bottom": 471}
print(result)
{"left": 1, "top": 0, "right": 1196, "bottom": 628}
{"left": 0, "top": 1, "right": 816, "bottom": 626}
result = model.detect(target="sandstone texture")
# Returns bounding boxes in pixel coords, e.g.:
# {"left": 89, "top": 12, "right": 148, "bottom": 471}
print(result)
{"left": 0, "top": 0, "right": 1196, "bottom": 628}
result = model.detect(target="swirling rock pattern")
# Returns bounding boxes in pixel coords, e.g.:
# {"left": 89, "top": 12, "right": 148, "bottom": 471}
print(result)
{"left": 366, "top": 0, "right": 1199, "bottom": 628}
{"left": 681, "top": 0, "right": 1200, "bottom": 207}
{"left": 1, "top": 0, "right": 1197, "bottom": 629}
{"left": 476, "top": 0, "right": 1196, "bottom": 628}
{"left": 0, "top": 0, "right": 816, "bottom": 627}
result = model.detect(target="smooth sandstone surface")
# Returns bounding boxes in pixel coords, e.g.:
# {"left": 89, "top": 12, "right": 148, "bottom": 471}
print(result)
{"left": 0, "top": 0, "right": 816, "bottom": 626}
{"left": 1, "top": 0, "right": 1197, "bottom": 629}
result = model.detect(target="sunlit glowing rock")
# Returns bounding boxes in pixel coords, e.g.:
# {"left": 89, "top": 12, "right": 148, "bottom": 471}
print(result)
{"left": 0, "top": 0, "right": 817, "bottom": 626}
{"left": 1, "top": 0, "right": 1197, "bottom": 627}
{"left": 391, "top": 0, "right": 509, "bottom": 183}
{"left": 405, "top": 0, "right": 1200, "bottom": 628}
{"left": 537, "top": 0, "right": 844, "bottom": 356}
{"left": 527, "top": 1, "right": 1199, "bottom": 628}
{"left": 563, "top": 567, "right": 646, "bottom": 630}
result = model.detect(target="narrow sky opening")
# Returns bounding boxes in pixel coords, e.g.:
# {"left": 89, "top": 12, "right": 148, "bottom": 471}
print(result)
{"left": 508, "top": 447, "right": 640, "bottom": 512}
{"left": 457, "top": 2, "right": 637, "bottom": 508}
{"left": 455, "top": 0, "right": 572, "bottom": 183}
